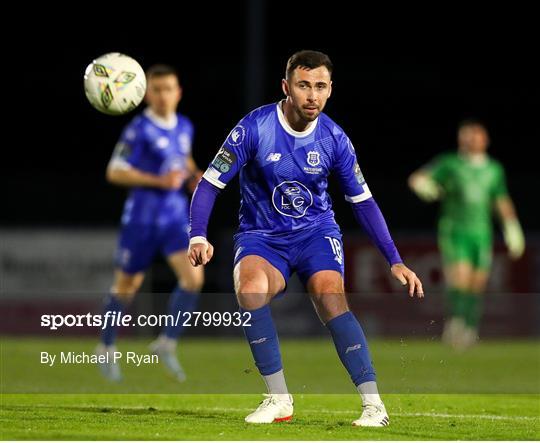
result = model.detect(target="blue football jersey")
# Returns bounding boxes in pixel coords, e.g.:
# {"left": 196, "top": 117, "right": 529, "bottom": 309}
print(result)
{"left": 202, "top": 102, "right": 371, "bottom": 234}
{"left": 109, "top": 108, "right": 194, "bottom": 225}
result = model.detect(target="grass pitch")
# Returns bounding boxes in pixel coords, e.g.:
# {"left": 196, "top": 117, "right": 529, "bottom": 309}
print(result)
{"left": 1, "top": 336, "right": 539, "bottom": 440}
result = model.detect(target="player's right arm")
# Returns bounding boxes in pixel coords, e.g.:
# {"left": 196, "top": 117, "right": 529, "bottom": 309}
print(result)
{"left": 188, "top": 119, "right": 256, "bottom": 267}
{"left": 408, "top": 155, "right": 448, "bottom": 202}
{"left": 106, "top": 122, "right": 184, "bottom": 191}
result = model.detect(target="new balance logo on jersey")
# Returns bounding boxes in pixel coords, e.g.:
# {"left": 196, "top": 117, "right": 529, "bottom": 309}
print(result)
{"left": 345, "top": 344, "right": 362, "bottom": 354}
{"left": 266, "top": 153, "right": 282, "bottom": 162}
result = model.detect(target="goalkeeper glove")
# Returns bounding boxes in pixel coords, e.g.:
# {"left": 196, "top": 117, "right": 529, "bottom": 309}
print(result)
{"left": 413, "top": 175, "right": 441, "bottom": 202}
{"left": 503, "top": 219, "right": 525, "bottom": 259}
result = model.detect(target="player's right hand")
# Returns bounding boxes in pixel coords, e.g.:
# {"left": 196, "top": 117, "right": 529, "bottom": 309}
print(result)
{"left": 160, "top": 170, "right": 185, "bottom": 190}
{"left": 188, "top": 240, "right": 214, "bottom": 267}
{"left": 410, "top": 174, "right": 441, "bottom": 202}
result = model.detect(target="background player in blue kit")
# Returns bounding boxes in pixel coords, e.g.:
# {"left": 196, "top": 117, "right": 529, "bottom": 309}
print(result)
{"left": 95, "top": 64, "right": 204, "bottom": 382}
{"left": 188, "top": 51, "right": 424, "bottom": 427}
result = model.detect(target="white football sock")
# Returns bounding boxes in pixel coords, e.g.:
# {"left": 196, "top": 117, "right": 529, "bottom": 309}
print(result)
{"left": 263, "top": 369, "right": 289, "bottom": 394}
{"left": 357, "top": 381, "right": 383, "bottom": 406}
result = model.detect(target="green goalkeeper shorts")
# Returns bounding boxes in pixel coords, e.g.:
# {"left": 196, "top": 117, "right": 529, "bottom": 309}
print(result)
{"left": 438, "top": 223, "right": 493, "bottom": 270}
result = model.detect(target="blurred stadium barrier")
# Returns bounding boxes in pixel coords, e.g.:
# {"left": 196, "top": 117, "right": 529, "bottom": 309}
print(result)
{"left": 1, "top": 228, "right": 539, "bottom": 337}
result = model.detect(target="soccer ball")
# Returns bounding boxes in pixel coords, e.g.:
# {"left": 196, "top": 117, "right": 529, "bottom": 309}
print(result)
{"left": 84, "top": 52, "right": 146, "bottom": 115}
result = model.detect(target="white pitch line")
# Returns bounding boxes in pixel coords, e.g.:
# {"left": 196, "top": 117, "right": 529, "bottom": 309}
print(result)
{"left": 24, "top": 403, "right": 539, "bottom": 422}
{"left": 195, "top": 406, "right": 538, "bottom": 422}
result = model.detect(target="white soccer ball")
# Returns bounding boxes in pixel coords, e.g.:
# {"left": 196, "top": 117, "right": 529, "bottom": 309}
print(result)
{"left": 84, "top": 52, "right": 146, "bottom": 115}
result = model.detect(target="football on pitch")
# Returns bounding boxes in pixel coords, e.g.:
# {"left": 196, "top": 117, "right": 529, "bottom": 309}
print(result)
{"left": 84, "top": 52, "right": 146, "bottom": 115}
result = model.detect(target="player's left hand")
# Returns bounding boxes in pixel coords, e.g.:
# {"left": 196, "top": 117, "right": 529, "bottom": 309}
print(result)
{"left": 391, "top": 263, "right": 424, "bottom": 298}
{"left": 188, "top": 240, "right": 215, "bottom": 267}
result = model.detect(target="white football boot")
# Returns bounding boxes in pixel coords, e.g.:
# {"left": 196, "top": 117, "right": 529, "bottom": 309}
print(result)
{"left": 95, "top": 344, "right": 122, "bottom": 382}
{"left": 245, "top": 394, "right": 294, "bottom": 423}
{"left": 149, "top": 337, "right": 186, "bottom": 382}
{"left": 352, "top": 403, "right": 389, "bottom": 427}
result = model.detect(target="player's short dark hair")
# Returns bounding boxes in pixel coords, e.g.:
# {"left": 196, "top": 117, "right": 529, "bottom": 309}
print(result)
{"left": 285, "top": 50, "right": 333, "bottom": 79}
{"left": 146, "top": 64, "right": 179, "bottom": 81}
{"left": 457, "top": 118, "right": 488, "bottom": 132}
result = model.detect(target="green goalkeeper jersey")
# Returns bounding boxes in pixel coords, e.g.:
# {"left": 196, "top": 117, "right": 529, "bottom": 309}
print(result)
{"left": 425, "top": 152, "right": 508, "bottom": 233}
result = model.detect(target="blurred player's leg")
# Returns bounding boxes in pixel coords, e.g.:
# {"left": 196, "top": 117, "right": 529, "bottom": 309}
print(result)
{"left": 460, "top": 268, "right": 489, "bottom": 347}
{"left": 442, "top": 260, "right": 473, "bottom": 348}
{"left": 96, "top": 270, "right": 145, "bottom": 381}
{"left": 149, "top": 250, "right": 203, "bottom": 382}
{"left": 307, "top": 270, "right": 389, "bottom": 427}
{"left": 234, "top": 255, "right": 293, "bottom": 424}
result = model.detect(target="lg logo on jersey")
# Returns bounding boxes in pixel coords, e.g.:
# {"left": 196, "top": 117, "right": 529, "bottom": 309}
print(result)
{"left": 272, "top": 181, "right": 313, "bottom": 218}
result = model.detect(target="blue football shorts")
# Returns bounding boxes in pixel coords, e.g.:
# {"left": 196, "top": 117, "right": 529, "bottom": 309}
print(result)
{"left": 115, "top": 218, "right": 190, "bottom": 274}
{"left": 233, "top": 224, "right": 345, "bottom": 286}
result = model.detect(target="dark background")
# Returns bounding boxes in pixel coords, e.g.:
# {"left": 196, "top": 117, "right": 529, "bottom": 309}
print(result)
{"left": 5, "top": 4, "right": 538, "bottom": 233}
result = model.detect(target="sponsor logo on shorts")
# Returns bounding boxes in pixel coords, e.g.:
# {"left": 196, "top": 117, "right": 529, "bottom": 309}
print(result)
{"left": 250, "top": 337, "right": 267, "bottom": 345}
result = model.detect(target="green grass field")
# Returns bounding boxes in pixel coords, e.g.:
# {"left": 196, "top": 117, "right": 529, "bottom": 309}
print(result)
{"left": 1, "top": 336, "right": 539, "bottom": 440}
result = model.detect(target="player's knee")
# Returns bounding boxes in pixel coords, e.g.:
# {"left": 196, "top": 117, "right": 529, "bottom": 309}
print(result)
{"left": 236, "top": 280, "right": 269, "bottom": 310}
{"left": 179, "top": 275, "right": 204, "bottom": 293}
{"left": 113, "top": 280, "right": 141, "bottom": 302}
{"left": 236, "top": 278, "right": 269, "bottom": 297}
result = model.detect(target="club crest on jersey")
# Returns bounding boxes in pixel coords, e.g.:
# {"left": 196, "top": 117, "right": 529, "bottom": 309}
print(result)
{"left": 227, "top": 125, "right": 246, "bottom": 146}
{"left": 155, "top": 136, "right": 169, "bottom": 149}
{"left": 306, "top": 150, "right": 320, "bottom": 166}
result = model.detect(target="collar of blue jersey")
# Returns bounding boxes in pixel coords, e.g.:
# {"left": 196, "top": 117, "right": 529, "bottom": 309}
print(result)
{"left": 144, "top": 108, "right": 178, "bottom": 130}
{"left": 276, "top": 100, "right": 318, "bottom": 138}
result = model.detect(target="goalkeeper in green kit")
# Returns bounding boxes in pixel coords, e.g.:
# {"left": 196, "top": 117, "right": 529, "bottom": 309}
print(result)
{"left": 408, "top": 119, "right": 525, "bottom": 350}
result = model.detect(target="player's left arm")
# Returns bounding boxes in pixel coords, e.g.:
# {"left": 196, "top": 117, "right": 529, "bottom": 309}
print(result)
{"left": 492, "top": 163, "right": 525, "bottom": 260}
{"left": 495, "top": 196, "right": 525, "bottom": 260}
{"left": 333, "top": 136, "right": 424, "bottom": 298}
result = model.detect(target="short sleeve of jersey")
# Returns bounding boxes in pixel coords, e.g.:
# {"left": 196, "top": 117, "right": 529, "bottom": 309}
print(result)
{"left": 108, "top": 119, "right": 145, "bottom": 170}
{"left": 202, "top": 116, "right": 256, "bottom": 189}
{"left": 333, "top": 135, "right": 373, "bottom": 203}
{"left": 425, "top": 153, "right": 452, "bottom": 185}
{"left": 491, "top": 161, "right": 509, "bottom": 199}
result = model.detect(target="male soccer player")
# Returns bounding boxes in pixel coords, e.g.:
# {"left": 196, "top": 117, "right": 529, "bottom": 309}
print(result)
{"left": 409, "top": 119, "right": 524, "bottom": 349}
{"left": 188, "top": 50, "right": 424, "bottom": 427}
{"left": 96, "top": 64, "right": 203, "bottom": 382}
